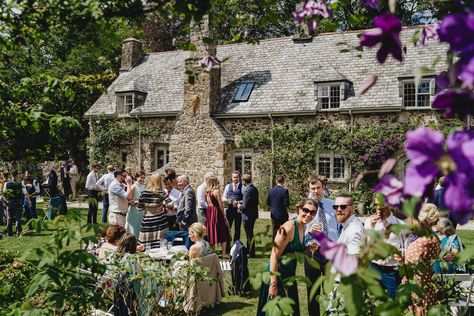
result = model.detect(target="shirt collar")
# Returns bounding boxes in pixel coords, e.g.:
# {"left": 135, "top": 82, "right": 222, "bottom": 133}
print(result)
{"left": 341, "top": 214, "right": 357, "bottom": 229}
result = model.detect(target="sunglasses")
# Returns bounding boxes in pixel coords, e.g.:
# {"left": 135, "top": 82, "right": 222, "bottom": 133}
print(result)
{"left": 332, "top": 204, "right": 352, "bottom": 210}
{"left": 301, "top": 207, "right": 317, "bottom": 216}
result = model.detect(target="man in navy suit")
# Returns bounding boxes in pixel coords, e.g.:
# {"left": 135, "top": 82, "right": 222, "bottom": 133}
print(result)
{"left": 267, "top": 175, "right": 290, "bottom": 238}
{"left": 240, "top": 174, "right": 259, "bottom": 258}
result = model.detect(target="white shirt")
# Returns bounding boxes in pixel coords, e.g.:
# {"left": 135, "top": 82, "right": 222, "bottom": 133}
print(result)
{"left": 165, "top": 188, "right": 181, "bottom": 216}
{"left": 196, "top": 182, "right": 207, "bottom": 209}
{"left": 108, "top": 179, "right": 128, "bottom": 214}
{"left": 364, "top": 214, "right": 405, "bottom": 266}
{"left": 337, "top": 214, "right": 366, "bottom": 256}
{"left": 69, "top": 165, "right": 79, "bottom": 182}
{"left": 96, "top": 172, "right": 114, "bottom": 192}
{"left": 85, "top": 171, "right": 99, "bottom": 191}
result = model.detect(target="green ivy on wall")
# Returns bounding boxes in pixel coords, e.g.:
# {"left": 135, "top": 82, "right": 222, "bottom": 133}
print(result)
{"left": 238, "top": 118, "right": 461, "bottom": 209}
{"left": 87, "top": 116, "right": 161, "bottom": 166}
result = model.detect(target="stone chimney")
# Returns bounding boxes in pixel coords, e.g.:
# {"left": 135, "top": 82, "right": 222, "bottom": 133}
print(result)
{"left": 184, "top": 16, "right": 221, "bottom": 115}
{"left": 120, "top": 38, "right": 143, "bottom": 72}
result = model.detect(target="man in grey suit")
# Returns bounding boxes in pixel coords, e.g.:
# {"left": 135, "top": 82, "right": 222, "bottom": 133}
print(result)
{"left": 177, "top": 174, "right": 197, "bottom": 231}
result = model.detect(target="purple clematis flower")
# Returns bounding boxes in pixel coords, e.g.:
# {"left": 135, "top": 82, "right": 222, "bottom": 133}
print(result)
{"left": 373, "top": 174, "right": 403, "bottom": 207}
{"left": 432, "top": 89, "right": 474, "bottom": 119}
{"left": 459, "top": 53, "right": 474, "bottom": 88}
{"left": 363, "top": 0, "right": 380, "bottom": 10}
{"left": 199, "top": 55, "right": 220, "bottom": 70}
{"left": 437, "top": 10, "right": 474, "bottom": 54}
{"left": 293, "top": 0, "right": 332, "bottom": 29}
{"left": 360, "top": 13, "right": 403, "bottom": 63}
{"left": 416, "top": 24, "right": 438, "bottom": 47}
{"left": 311, "top": 231, "right": 358, "bottom": 276}
{"left": 436, "top": 71, "right": 450, "bottom": 90}
{"left": 403, "top": 127, "right": 474, "bottom": 224}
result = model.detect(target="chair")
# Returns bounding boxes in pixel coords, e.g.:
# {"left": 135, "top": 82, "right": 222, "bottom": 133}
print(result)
{"left": 219, "top": 260, "right": 235, "bottom": 295}
{"left": 445, "top": 273, "right": 474, "bottom": 315}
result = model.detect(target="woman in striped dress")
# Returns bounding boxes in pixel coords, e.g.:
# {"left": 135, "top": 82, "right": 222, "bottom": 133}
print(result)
{"left": 138, "top": 172, "right": 169, "bottom": 249}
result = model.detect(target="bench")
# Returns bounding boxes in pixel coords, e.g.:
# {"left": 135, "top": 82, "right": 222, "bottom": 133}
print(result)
{"left": 445, "top": 274, "right": 474, "bottom": 315}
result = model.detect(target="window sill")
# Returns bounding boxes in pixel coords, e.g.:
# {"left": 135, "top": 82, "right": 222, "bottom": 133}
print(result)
{"left": 318, "top": 108, "right": 341, "bottom": 112}
{"left": 328, "top": 179, "right": 347, "bottom": 184}
{"left": 403, "top": 107, "right": 432, "bottom": 110}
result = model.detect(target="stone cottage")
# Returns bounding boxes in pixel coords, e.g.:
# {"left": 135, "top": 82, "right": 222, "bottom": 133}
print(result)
{"left": 85, "top": 20, "right": 450, "bottom": 189}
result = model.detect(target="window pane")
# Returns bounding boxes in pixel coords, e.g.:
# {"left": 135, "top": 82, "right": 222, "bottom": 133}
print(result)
{"left": 241, "top": 83, "right": 254, "bottom": 101}
{"left": 318, "top": 157, "right": 331, "bottom": 178}
{"left": 330, "top": 86, "right": 340, "bottom": 108}
{"left": 243, "top": 159, "right": 252, "bottom": 175}
{"left": 235, "top": 155, "right": 243, "bottom": 174}
{"left": 333, "top": 157, "right": 345, "bottom": 179}
{"left": 320, "top": 97, "right": 329, "bottom": 109}
{"left": 319, "top": 86, "right": 329, "bottom": 97}
{"left": 418, "top": 81, "right": 430, "bottom": 93}
{"left": 403, "top": 82, "right": 416, "bottom": 107}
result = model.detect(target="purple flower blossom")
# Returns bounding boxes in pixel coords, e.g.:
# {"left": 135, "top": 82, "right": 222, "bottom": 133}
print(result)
{"left": 363, "top": 0, "right": 380, "bottom": 10}
{"left": 432, "top": 89, "right": 474, "bottom": 119}
{"left": 459, "top": 53, "right": 474, "bottom": 88}
{"left": 360, "top": 13, "right": 403, "bottom": 63}
{"left": 437, "top": 11, "right": 474, "bottom": 54}
{"left": 416, "top": 24, "right": 438, "bottom": 47}
{"left": 293, "top": 0, "right": 332, "bottom": 21}
{"left": 311, "top": 232, "right": 358, "bottom": 276}
{"left": 403, "top": 127, "right": 474, "bottom": 224}
{"left": 373, "top": 174, "right": 403, "bottom": 207}
{"left": 199, "top": 55, "right": 220, "bottom": 70}
{"left": 436, "top": 71, "right": 450, "bottom": 90}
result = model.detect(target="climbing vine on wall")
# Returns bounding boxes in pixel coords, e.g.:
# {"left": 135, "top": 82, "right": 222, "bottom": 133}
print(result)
{"left": 87, "top": 117, "right": 161, "bottom": 166}
{"left": 238, "top": 118, "right": 461, "bottom": 208}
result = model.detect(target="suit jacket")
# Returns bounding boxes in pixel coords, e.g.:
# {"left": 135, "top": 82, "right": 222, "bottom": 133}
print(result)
{"left": 177, "top": 185, "right": 197, "bottom": 229}
{"left": 241, "top": 184, "right": 259, "bottom": 221}
{"left": 266, "top": 185, "right": 289, "bottom": 222}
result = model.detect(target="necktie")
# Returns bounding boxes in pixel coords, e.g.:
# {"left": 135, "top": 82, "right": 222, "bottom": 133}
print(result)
{"left": 337, "top": 224, "right": 343, "bottom": 238}
{"left": 233, "top": 184, "right": 237, "bottom": 192}
{"left": 318, "top": 202, "right": 329, "bottom": 236}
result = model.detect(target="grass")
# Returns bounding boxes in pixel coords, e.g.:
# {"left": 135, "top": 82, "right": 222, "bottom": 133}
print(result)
{"left": 1, "top": 205, "right": 473, "bottom": 316}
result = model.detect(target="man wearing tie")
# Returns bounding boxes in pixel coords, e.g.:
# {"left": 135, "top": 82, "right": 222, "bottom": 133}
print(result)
{"left": 304, "top": 175, "right": 337, "bottom": 316}
{"left": 222, "top": 171, "right": 243, "bottom": 250}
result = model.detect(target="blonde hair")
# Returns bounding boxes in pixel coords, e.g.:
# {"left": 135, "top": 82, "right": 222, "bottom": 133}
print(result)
{"left": 418, "top": 203, "right": 440, "bottom": 226}
{"left": 205, "top": 176, "right": 220, "bottom": 194}
{"left": 147, "top": 172, "right": 163, "bottom": 193}
{"left": 189, "top": 222, "right": 207, "bottom": 239}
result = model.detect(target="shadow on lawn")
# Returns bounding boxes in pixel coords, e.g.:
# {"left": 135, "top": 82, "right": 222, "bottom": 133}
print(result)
{"left": 208, "top": 300, "right": 255, "bottom": 315}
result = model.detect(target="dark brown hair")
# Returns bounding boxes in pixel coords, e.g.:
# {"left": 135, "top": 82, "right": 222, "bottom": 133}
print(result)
{"left": 105, "top": 225, "right": 126, "bottom": 244}
{"left": 118, "top": 233, "right": 137, "bottom": 254}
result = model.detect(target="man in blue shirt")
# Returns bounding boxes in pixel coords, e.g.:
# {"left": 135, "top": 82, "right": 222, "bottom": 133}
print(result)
{"left": 304, "top": 175, "right": 336, "bottom": 316}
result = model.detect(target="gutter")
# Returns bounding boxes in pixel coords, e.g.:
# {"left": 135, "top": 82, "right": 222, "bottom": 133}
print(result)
{"left": 213, "top": 110, "right": 317, "bottom": 119}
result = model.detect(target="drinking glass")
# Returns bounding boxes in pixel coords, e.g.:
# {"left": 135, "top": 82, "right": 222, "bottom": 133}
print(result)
{"left": 160, "top": 239, "right": 168, "bottom": 249}
{"left": 145, "top": 243, "right": 151, "bottom": 253}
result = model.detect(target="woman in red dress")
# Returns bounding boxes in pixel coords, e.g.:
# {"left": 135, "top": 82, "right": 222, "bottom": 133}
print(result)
{"left": 205, "top": 176, "right": 230, "bottom": 258}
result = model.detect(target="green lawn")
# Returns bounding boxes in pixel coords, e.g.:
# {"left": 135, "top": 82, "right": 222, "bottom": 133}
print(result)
{"left": 1, "top": 206, "right": 473, "bottom": 316}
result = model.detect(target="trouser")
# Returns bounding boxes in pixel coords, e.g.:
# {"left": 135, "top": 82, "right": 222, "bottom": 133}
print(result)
{"left": 7, "top": 201, "right": 23, "bottom": 236}
{"left": 87, "top": 191, "right": 98, "bottom": 224}
{"left": 102, "top": 194, "right": 109, "bottom": 223}
{"left": 0, "top": 202, "right": 4, "bottom": 224}
{"left": 369, "top": 262, "right": 400, "bottom": 299}
{"left": 198, "top": 208, "right": 207, "bottom": 226}
{"left": 70, "top": 180, "right": 78, "bottom": 200}
{"left": 24, "top": 197, "right": 38, "bottom": 220}
{"left": 305, "top": 250, "right": 327, "bottom": 316}
{"left": 226, "top": 208, "right": 241, "bottom": 242}
{"left": 63, "top": 180, "right": 71, "bottom": 199}
{"left": 271, "top": 217, "right": 287, "bottom": 240}
{"left": 243, "top": 218, "right": 256, "bottom": 256}
{"left": 167, "top": 215, "right": 177, "bottom": 231}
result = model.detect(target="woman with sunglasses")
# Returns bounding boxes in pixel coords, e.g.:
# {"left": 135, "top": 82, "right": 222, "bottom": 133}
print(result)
{"left": 256, "top": 199, "right": 317, "bottom": 316}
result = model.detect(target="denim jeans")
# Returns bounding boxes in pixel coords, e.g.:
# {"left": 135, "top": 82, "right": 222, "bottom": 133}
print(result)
{"left": 164, "top": 230, "right": 191, "bottom": 249}
{"left": 369, "top": 262, "right": 400, "bottom": 299}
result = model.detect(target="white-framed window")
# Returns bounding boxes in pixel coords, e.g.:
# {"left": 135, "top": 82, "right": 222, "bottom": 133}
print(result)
{"left": 316, "top": 152, "right": 347, "bottom": 181}
{"left": 155, "top": 144, "right": 169, "bottom": 170}
{"left": 234, "top": 149, "right": 253, "bottom": 175}
{"left": 315, "top": 82, "right": 349, "bottom": 110}
{"left": 400, "top": 78, "right": 434, "bottom": 108}
{"left": 116, "top": 92, "right": 146, "bottom": 114}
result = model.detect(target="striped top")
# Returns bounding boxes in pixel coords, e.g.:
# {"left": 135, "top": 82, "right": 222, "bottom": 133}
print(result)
{"left": 138, "top": 190, "right": 169, "bottom": 249}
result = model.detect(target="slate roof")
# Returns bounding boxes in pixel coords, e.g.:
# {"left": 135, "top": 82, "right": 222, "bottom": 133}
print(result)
{"left": 85, "top": 26, "right": 447, "bottom": 118}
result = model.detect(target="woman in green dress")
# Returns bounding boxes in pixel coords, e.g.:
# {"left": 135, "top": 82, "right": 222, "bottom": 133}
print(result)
{"left": 125, "top": 171, "right": 146, "bottom": 238}
{"left": 257, "top": 199, "right": 317, "bottom": 316}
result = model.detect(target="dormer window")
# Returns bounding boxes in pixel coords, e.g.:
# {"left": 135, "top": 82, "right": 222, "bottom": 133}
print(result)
{"left": 400, "top": 78, "right": 434, "bottom": 108}
{"left": 233, "top": 83, "right": 255, "bottom": 102}
{"left": 314, "top": 82, "right": 350, "bottom": 110}
{"left": 116, "top": 92, "right": 146, "bottom": 114}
